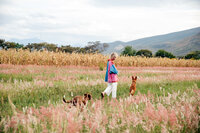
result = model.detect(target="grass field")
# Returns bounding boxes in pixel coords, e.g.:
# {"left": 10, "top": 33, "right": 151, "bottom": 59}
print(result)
{"left": 0, "top": 64, "right": 200, "bottom": 133}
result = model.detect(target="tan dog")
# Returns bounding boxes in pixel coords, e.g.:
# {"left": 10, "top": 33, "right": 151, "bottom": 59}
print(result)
{"left": 130, "top": 76, "right": 137, "bottom": 96}
{"left": 63, "top": 93, "right": 92, "bottom": 107}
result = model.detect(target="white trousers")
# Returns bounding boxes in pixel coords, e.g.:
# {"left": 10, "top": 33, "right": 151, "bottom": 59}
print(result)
{"left": 104, "top": 82, "right": 118, "bottom": 98}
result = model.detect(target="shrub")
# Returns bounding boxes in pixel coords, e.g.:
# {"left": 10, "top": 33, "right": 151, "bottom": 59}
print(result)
{"left": 185, "top": 51, "right": 200, "bottom": 60}
{"left": 121, "top": 46, "right": 136, "bottom": 56}
{"left": 136, "top": 49, "right": 153, "bottom": 57}
{"left": 155, "top": 50, "right": 175, "bottom": 59}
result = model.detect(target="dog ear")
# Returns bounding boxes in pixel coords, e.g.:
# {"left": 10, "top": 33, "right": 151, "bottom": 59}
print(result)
{"left": 84, "top": 94, "right": 88, "bottom": 99}
{"left": 88, "top": 94, "right": 92, "bottom": 100}
{"left": 132, "top": 76, "right": 134, "bottom": 80}
{"left": 135, "top": 76, "right": 137, "bottom": 80}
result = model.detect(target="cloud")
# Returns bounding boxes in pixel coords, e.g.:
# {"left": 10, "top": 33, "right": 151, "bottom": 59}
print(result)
{"left": 0, "top": 0, "right": 199, "bottom": 45}
{"left": 91, "top": 0, "right": 200, "bottom": 9}
{"left": 0, "top": 13, "right": 16, "bottom": 25}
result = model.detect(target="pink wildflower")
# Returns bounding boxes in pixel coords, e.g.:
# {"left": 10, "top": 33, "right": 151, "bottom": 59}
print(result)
{"left": 144, "top": 102, "right": 156, "bottom": 120}
{"left": 157, "top": 104, "right": 168, "bottom": 122}
{"left": 168, "top": 110, "right": 178, "bottom": 128}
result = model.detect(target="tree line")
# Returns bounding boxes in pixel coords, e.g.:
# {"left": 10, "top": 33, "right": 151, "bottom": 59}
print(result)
{"left": 121, "top": 46, "right": 200, "bottom": 60}
{"left": 0, "top": 39, "right": 108, "bottom": 54}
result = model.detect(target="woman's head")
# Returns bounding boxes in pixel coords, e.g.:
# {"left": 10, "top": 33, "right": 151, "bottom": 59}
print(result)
{"left": 110, "top": 52, "right": 118, "bottom": 60}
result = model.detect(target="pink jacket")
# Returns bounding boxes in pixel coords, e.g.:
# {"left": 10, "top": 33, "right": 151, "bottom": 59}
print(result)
{"left": 105, "top": 59, "right": 118, "bottom": 83}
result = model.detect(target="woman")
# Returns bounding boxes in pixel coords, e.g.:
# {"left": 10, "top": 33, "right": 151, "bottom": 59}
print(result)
{"left": 101, "top": 52, "right": 118, "bottom": 99}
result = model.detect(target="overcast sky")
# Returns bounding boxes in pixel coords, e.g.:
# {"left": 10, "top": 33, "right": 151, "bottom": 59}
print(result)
{"left": 0, "top": 0, "right": 200, "bottom": 46}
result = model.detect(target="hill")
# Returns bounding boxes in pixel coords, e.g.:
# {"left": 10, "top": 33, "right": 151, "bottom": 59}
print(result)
{"left": 102, "top": 27, "right": 200, "bottom": 56}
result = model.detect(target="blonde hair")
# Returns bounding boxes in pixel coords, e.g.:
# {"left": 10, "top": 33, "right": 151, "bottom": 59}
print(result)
{"left": 110, "top": 52, "right": 118, "bottom": 59}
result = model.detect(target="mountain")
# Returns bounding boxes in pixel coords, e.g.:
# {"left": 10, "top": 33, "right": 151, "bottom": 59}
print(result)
{"left": 102, "top": 27, "right": 200, "bottom": 56}
{"left": 9, "top": 38, "right": 45, "bottom": 45}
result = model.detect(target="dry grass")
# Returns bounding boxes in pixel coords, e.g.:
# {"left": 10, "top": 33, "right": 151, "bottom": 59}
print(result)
{"left": 0, "top": 49, "right": 200, "bottom": 67}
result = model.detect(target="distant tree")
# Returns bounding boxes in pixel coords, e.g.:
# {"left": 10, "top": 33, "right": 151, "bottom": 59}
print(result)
{"left": 77, "top": 48, "right": 86, "bottom": 53}
{"left": 0, "top": 38, "right": 108, "bottom": 54}
{"left": 0, "top": 39, "right": 6, "bottom": 49}
{"left": 155, "top": 49, "right": 175, "bottom": 59}
{"left": 15, "top": 43, "right": 24, "bottom": 49}
{"left": 25, "top": 43, "right": 33, "bottom": 51}
{"left": 45, "top": 43, "right": 57, "bottom": 52}
{"left": 60, "top": 45, "right": 80, "bottom": 53}
{"left": 0, "top": 39, "right": 5, "bottom": 44}
{"left": 185, "top": 51, "right": 200, "bottom": 60}
{"left": 25, "top": 43, "right": 44, "bottom": 51}
{"left": 85, "top": 41, "right": 102, "bottom": 53}
{"left": 5, "top": 42, "right": 16, "bottom": 49}
{"left": 136, "top": 49, "right": 153, "bottom": 57}
{"left": 0, "top": 39, "right": 24, "bottom": 50}
{"left": 25, "top": 42, "right": 57, "bottom": 51}
{"left": 121, "top": 46, "right": 136, "bottom": 56}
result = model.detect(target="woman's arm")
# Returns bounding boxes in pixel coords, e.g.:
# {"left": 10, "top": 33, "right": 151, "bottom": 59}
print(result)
{"left": 110, "top": 65, "right": 118, "bottom": 74}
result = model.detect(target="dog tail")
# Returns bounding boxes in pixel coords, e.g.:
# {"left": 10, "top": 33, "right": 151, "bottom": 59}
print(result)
{"left": 63, "top": 97, "right": 72, "bottom": 103}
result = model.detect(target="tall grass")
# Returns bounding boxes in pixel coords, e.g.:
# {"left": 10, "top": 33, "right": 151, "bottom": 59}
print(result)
{"left": 0, "top": 64, "right": 199, "bottom": 132}
{"left": 0, "top": 49, "right": 200, "bottom": 67}
{"left": 1, "top": 86, "right": 199, "bottom": 133}
{"left": 0, "top": 65, "right": 199, "bottom": 117}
